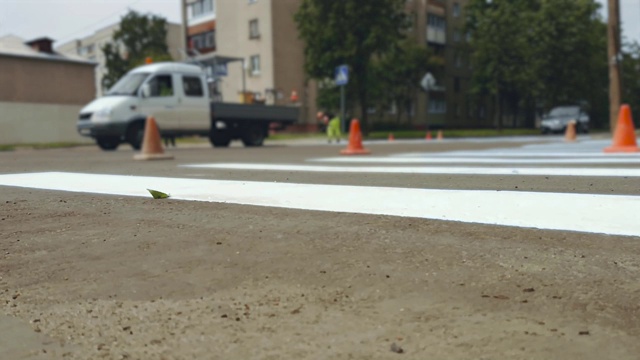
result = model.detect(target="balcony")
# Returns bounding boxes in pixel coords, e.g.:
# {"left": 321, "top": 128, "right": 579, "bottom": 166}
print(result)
{"left": 427, "top": 26, "right": 446, "bottom": 45}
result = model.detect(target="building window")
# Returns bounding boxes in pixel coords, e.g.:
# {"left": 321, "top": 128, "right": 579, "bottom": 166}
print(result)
{"left": 190, "top": 0, "right": 215, "bottom": 18}
{"left": 453, "top": 29, "right": 461, "bottom": 42}
{"left": 249, "top": 19, "right": 260, "bottom": 39}
{"left": 429, "top": 99, "right": 447, "bottom": 114}
{"left": 388, "top": 102, "right": 397, "bottom": 115}
{"left": 148, "top": 75, "right": 174, "bottom": 97}
{"left": 453, "top": 3, "right": 460, "bottom": 17}
{"left": 250, "top": 55, "right": 261, "bottom": 75}
{"left": 183, "top": 76, "right": 204, "bottom": 97}
{"left": 77, "top": 44, "right": 95, "bottom": 56}
{"left": 454, "top": 77, "right": 460, "bottom": 92}
{"left": 189, "top": 30, "right": 215, "bottom": 51}
{"left": 455, "top": 54, "right": 463, "bottom": 68}
{"left": 427, "top": 14, "right": 446, "bottom": 30}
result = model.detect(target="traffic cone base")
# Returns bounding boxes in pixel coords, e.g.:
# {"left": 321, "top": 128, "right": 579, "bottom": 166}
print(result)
{"left": 604, "top": 145, "right": 639, "bottom": 153}
{"left": 564, "top": 121, "right": 577, "bottom": 142}
{"left": 340, "top": 119, "right": 371, "bottom": 155}
{"left": 605, "top": 104, "right": 639, "bottom": 153}
{"left": 134, "top": 116, "right": 174, "bottom": 161}
{"left": 340, "top": 148, "right": 371, "bottom": 155}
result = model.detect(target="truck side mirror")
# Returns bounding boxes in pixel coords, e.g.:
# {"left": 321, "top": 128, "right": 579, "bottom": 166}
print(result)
{"left": 141, "top": 84, "right": 151, "bottom": 98}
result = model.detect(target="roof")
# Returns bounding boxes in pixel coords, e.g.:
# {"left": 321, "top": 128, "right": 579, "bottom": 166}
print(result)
{"left": 130, "top": 62, "right": 204, "bottom": 75}
{"left": 25, "top": 37, "right": 55, "bottom": 45}
{"left": 0, "top": 35, "right": 96, "bottom": 65}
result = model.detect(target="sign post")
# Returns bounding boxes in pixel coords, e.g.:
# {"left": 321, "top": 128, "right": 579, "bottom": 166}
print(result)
{"left": 420, "top": 72, "right": 435, "bottom": 131}
{"left": 335, "top": 65, "right": 349, "bottom": 133}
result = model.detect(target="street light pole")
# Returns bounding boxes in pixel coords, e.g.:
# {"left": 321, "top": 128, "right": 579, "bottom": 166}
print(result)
{"left": 607, "top": 0, "right": 622, "bottom": 132}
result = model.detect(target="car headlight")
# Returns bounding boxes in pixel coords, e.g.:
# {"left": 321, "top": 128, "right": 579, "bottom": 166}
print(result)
{"left": 91, "top": 107, "right": 112, "bottom": 122}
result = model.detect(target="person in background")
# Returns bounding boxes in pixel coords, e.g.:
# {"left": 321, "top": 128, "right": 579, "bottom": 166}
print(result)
{"left": 316, "top": 111, "right": 328, "bottom": 133}
{"left": 326, "top": 113, "right": 342, "bottom": 144}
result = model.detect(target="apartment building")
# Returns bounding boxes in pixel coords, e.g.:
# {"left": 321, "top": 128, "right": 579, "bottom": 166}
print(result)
{"left": 57, "top": 22, "right": 184, "bottom": 97}
{"left": 403, "top": 0, "right": 489, "bottom": 129}
{"left": 182, "top": 0, "right": 316, "bottom": 130}
{"left": 184, "top": 0, "right": 216, "bottom": 55}
{"left": 181, "top": 0, "right": 483, "bottom": 131}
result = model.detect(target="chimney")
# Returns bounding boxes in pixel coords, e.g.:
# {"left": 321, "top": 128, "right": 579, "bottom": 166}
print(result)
{"left": 25, "top": 37, "right": 55, "bottom": 54}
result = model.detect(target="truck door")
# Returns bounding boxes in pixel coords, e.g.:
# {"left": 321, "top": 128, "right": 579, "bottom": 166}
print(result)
{"left": 141, "top": 74, "right": 180, "bottom": 130}
{"left": 179, "top": 74, "right": 210, "bottom": 131}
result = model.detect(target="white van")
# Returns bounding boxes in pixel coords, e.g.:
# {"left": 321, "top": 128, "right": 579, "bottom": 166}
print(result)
{"left": 77, "top": 62, "right": 298, "bottom": 150}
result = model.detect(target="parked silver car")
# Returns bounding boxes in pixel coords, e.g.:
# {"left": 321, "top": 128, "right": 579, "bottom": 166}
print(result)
{"left": 540, "top": 105, "right": 589, "bottom": 134}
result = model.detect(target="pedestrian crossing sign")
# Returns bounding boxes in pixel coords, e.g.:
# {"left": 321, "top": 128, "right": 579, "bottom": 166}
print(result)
{"left": 335, "top": 65, "right": 349, "bottom": 86}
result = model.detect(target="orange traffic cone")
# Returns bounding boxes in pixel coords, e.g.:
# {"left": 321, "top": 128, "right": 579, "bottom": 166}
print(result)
{"left": 605, "top": 104, "right": 639, "bottom": 153}
{"left": 134, "top": 116, "right": 174, "bottom": 161}
{"left": 388, "top": 133, "right": 395, "bottom": 142}
{"left": 436, "top": 130, "right": 443, "bottom": 140}
{"left": 564, "top": 120, "right": 577, "bottom": 142}
{"left": 425, "top": 131, "right": 432, "bottom": 141}
{"left": 340, "top": 119, "right": 371, "bottom": 155}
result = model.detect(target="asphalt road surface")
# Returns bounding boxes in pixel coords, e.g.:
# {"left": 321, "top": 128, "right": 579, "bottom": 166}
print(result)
{"left": 1, "top": 136, "right": 639, "bottom": 359}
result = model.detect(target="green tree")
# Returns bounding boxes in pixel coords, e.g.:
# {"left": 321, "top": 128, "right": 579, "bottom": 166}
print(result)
{"left": 373, "top": 40, "right": 438, "bottom": 124}
{"left": 295, "top": 0, "right": 410, "bottom": 132}
{"left": 102, "top": 10, "right": 173, "bottom": 90}
{"left": 466, "top": 0, "right": 538, "bottom": 129}
{"left": 533, "top": 0, "right": 607, "bottom": 126}
{"left": 466, "top": 0, "right": 607, "bottom": 128}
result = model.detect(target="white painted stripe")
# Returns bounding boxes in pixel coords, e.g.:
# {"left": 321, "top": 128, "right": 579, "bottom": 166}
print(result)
{"left": 182, "top": 163, "right": 640, "bottom": 177}
{"left": 393, "top": 152, "right": 639, "bottom": 158}
{"left": 0, "top": 172, "right": 638, "bottom": 237}
{"left": 311, "top": 156, "right": 640, "bottom": 164}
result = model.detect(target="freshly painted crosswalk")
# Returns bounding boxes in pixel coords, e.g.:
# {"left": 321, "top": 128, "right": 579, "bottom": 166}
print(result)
{"left": 0, "top": 172, "right": 638, "bottom": 237}
{"left": 310, "top": 156, "right": 640, "bottom": 164}
{"left": 182, "top": 163, "right": 640, "bottom": 177}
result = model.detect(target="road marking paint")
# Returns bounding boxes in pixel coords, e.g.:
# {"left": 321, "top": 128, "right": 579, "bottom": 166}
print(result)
{"left": 0, "top": 172, "right": 638, "bottom": 237}
{"left": 393, "top": 152, "right": 639, "bottom": 158}
{"left": 182, "top": 163, "right": 640, "bottom": 177}
{"left": 311, "top": 157, "right": 640, "bottom": 164}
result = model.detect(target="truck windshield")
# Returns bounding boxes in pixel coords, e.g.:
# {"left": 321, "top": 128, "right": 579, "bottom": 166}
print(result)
{"left": 106, "top": 72, "right": 150, "bottom": 96}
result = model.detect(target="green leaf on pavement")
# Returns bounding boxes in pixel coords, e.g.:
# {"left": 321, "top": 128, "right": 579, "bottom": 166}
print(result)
{"left": 147, "top": 189, "right": 170, "bottom": 199}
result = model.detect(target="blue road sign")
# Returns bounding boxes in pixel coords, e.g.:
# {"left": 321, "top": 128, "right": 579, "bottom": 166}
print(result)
{"left": 214, "top": 64, "right": 228, "bottom": 77}
{"left": 335, "top": 65, "right": 349, "bottom": 86}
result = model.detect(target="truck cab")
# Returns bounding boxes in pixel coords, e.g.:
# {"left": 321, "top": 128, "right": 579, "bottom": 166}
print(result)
{"left": 77, "top": 63, "right": 210, "bottom": 150}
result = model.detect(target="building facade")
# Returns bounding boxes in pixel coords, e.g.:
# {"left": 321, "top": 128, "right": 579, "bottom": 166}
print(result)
{"left": 182, "top": 0, "right": 315, "bottom": 130}
{"left": 180, "top": 0, "right": 485, "bottom": 131}
{"left": 0, "top": 35, "right": 96, "bottom": 144}
{"left": 57, "top": 22, "right": 184, "bottom": 97}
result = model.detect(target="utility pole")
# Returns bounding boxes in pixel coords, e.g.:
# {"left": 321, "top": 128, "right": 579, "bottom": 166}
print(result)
{"left": 607, "top": 0, "right": 622, "bottom": 132}
{"left": 181, "top": 0, "right": 189, "bottom": 58}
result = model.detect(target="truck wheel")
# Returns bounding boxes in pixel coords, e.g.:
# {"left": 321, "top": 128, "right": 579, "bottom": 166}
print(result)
{"left": 126, "top": 122, "right": 145, "bottom": 150}
{"left": 209, "top": 131, "right": 231, "bottom": 147}
{"left": 241, "top": 125, "right": 267, "bottom": 147}
{"left": 96, "top": 136, "right": 120, "bottom": 151}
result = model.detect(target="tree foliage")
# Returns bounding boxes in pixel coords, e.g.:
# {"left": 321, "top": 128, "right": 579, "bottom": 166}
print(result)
{"left": 372, "top": 40, "right": 439, "bottom": 123}
{"left": 102, "top": 10, "right": 173, "bottom": 90}
{"left": 466, "top": 0, "right": 608, "bottom": 128}
{"left": 295, "top": 0, "right": 411, "bottom": 131}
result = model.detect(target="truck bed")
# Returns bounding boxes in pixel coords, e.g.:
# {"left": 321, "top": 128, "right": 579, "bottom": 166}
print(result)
{"left": 211, "top": 102, "right": 299, "bottom": 124}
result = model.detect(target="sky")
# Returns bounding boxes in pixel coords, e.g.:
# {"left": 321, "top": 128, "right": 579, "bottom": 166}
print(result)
{"left": 0, "top": 0, "right": 639, "bottom": 47}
